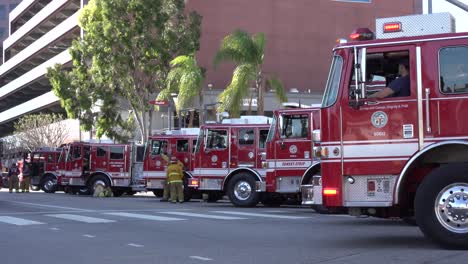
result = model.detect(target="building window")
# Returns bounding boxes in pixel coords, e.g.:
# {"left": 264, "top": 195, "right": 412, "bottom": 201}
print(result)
{"left": 0, "top": 5, "right": 6, "bottom": 20}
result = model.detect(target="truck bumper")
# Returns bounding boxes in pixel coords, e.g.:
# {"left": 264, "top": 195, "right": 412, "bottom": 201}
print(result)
{"left": 301, "top": 175, "right": 323, "bottom": 205}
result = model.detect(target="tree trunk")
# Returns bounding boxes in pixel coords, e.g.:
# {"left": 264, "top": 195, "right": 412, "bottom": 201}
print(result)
{"left": 188, "top": 110, "right": 194, "bottom": 128}
{"left": 257, "top": 72, "right": 265, "bottom": 116}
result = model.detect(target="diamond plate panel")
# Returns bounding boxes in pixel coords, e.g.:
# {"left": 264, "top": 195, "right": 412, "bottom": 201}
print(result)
{"left": 276, "top": 176, "right": 301, "bottom": 193}
{"left": 343, "top": 175, "right": 396, "bottom": 206}
{"left": 199, "top": 178, "right": 223, "bottom": 190}
{"left": 376, "top": 13, "right": 455, "bottom": 39}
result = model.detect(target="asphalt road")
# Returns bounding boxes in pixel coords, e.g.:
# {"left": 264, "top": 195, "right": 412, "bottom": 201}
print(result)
{"left": 0, "top": 189, "right": 467, "bottom": 264}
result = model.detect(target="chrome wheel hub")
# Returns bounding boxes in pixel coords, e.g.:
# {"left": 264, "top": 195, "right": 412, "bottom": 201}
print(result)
{"left": 234, "top": 181, "right": 252, "bottom": 201}
{"left": 435, "top": 183, "right": 468, "bottom": 233}
{"left": 44, "top": 179, "right": 56, "bottom": 191}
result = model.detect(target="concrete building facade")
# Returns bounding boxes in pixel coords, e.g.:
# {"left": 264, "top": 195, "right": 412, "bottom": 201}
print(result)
{"left": 0, "top": 0, "right": 422, "bottom": 138}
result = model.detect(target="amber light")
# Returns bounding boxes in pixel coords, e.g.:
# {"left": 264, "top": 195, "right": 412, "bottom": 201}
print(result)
{"left": 190, "top": 179, "right": 199, "bottom": 186}
{"left": 323, "top": 188, "right": 338, "bottom": 196}
{"left": 383, "top": 22, "right": 402, "bottom": 33}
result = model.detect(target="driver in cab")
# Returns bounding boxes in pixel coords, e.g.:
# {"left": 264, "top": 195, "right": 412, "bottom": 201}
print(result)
{"left": 368, "top": 59, "right": 410, "bottom": 99}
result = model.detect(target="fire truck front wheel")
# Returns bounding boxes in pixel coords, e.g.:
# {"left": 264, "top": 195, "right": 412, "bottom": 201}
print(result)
{"left": 415, "top": 163, "right": 468, "bottom": 249}
{"left": 90, "top": 175, "right": 111, "bottom": 194}
{"left": 227, "top": 173, "right": 260, "bottom": 207}
{"left": 41, "top": 175, "right": 57, "bottom": 193}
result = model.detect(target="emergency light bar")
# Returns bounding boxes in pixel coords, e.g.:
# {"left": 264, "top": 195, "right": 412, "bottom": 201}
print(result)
{"left": 376, "top": 13, "right": 455, "bottom": 39}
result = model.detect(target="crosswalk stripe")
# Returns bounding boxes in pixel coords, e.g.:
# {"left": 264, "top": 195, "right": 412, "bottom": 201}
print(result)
{"left": 160, "top": 211, "right": 246, "bottom": 220}
{"left": 212, "top": 211, "right": 309, "bottom": 219}
{"left": 46, "top": 214, "right": 115, "bottom": 223}
{"left": 103, "top": 212, "right": 185, "bottom": 221}
{"left": 0, "top": 216, "right": 44, "bottom": 226}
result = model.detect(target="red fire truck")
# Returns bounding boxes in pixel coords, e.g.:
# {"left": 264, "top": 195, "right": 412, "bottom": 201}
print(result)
{"left": 28, "top": 148, "right": 62, "bottom": 192}
{"left": 189, "top": 116, "right": 272, "bottom": 204}
{"left": 57, "top": 141, "right": 146, "bottom": 196}
{"left": 144, "top": 128, "right": 199, "bottom": 199}
{"left": 301, "top": 13, "right": 468, "bottom": 248}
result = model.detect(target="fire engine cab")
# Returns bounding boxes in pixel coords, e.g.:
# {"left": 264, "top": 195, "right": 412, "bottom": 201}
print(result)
{"left": 301, "top": 13, "right": 468, "bottom": 248}
{"left": 144, "top": 128, "right": 199, "bottom": 200}
{"left": 29, "top": 148, "right": 62, "bottom": 192}
{"left": 58, "top": 141, "right": 146, "bottom": 196}
{"left": 190, "top": 116, "right": 271, "bottom": 204}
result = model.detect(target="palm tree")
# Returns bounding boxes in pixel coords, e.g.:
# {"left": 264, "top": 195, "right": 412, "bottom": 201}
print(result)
{"left": 157, "top": 55, "right": 204, "bottom": 128}
{"left": 214, "top": 30, "right": 287, "bottom": 117}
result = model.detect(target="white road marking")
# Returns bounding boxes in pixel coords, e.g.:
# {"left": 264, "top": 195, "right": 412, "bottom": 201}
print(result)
{"left": 0, "top": 216, "right": 44, "bottom": 225}
{"left": 10, "top": 201, "right": 91, "bottom": 212}
{"left": 160, "top": 211, "right": 246, "bottom": 220}
{"left": 103, "top": 212, "right": 185, "bottom": 221}
{"left": 83, "top": 234, "right": 96, "bottom": 238}
{"left": 128, "top": 243, "right": 144, "bottom": 247}
{"left": 190, "top": 256, "right": 213, "bottom": 261}
{"left": 213, "top": 211, "right": 309, "bottom": 219}
{"left": 49, "top": 227, "right": 60, "bottom": 231}
{"left": 46, "top": 214, "right": 115, "bottom": 223}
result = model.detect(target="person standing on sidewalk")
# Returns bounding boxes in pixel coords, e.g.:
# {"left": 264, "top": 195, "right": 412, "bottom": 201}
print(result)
{"left": 20, "top": 162, "right": 31, "bottom": 193}
{"left": 167, "top": 156, "right": 184, "bottom": 203}
{"left": 8, "top": 163, "right": 20, "bottom": 193}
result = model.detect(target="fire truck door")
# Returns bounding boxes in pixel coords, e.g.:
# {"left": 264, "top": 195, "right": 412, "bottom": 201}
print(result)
{"left": 202, "top": 129, "right": 229, "bottom": 172}
{"left": 69, "top": 144, "right": 83, "bottom": 177}
{"left": 257, "top": 129, "right": 269, "bottom": 167}
{"left": 93, "top": 146, "right": 109, "bottom": 172}
{"left": 343, "top": 46, "right": 418, "bottom": 176}
{"left": 273, "top": 113, "right": 311, "bottom": 192}
{"left": 131, "top": 145, "right": 145, "bottom": 184}
{"left": 236, "top": 128, "right": 257, "bottom": 168}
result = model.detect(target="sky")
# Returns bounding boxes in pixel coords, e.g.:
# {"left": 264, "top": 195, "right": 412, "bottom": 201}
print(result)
{"left": 423, "top": 0, "right": 468, "bottom": 32}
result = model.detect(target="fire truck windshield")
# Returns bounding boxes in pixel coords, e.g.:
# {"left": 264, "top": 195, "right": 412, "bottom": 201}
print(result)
{"left": 266, "top": 115, "right": 277, "bottom": 143}
{"left": 322, "top": 55, "right": 343, "bottom": 107}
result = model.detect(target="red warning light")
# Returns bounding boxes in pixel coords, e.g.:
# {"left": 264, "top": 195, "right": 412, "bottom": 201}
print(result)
{"left": 383, "top": 22, "right": 402, "bottom": 33}
{"left": 349, "top": 28, "right": 375, "bottom": 41}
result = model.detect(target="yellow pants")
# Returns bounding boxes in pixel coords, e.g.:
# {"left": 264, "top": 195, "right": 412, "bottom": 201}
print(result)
{"left": 162, "top": 181, "right": 170, "bottom": 199}
{"left": 8, "top": 175, "right": 19, "bottom": 192}
{"left": 20, "top": 176, "right": 30, "bottom": 192}
{"left": 169, "top": 181, "right": 184, "bottom": 203}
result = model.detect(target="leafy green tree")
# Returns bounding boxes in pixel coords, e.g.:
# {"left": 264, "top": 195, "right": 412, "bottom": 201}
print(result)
{"left": 47, "top": 0, "right": 202, "bottom": 143}
{"left": 158, "top": 55, "right": 204, "bottom": 127}
{"left": 214, "top": 30, "right": 287, "bottom": 117}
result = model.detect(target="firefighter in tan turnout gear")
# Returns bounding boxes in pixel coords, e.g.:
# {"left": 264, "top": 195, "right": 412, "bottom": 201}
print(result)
{"left": 167, "top": 156, "right": 184, "bottom": 203}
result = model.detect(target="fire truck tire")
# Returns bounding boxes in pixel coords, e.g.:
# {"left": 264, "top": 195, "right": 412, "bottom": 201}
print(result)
{"left": 415, "top": 163, "right": 468, "bottom": 249}
{"left": 30, "top": 185, "right": 41, "bottom": 191}
{"left": 227, "top": 173, "right": 260, "bottom": 207}
{"left": 41, "top": 176, "right": 57, "bottom": 193}
{"left": 90, "top": 175, "right": 111, "bottom": 194}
